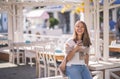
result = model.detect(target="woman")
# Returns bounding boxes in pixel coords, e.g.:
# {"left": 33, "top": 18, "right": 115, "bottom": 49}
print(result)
{"left": 59, "top": 20, "right": 92, "bottom": 79}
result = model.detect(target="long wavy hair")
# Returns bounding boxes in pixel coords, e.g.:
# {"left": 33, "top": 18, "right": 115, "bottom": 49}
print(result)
{"left": 72, "top": 20, "right": 91, "bottom": 47}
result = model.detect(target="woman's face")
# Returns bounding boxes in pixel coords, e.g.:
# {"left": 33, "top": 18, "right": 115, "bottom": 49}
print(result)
{"left": 75, "top": 22, "right": 85, "bottom": 36}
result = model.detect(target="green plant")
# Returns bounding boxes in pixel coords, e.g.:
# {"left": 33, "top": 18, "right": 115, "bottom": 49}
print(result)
{"left": 49, "top": 17, "right": 59, "bottom": 29}
{"left": 100, "top": 16, "right": 103, "bottom": 22}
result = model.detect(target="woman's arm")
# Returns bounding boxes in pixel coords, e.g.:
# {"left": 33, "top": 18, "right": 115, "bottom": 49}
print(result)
{"left": 59, "top": 44, "right": 77, "bottom": 73}
{"left": 66, "top": 48, "right": 76, "bottom": 62}
{"left": 65, "top": 44, "right": 80, "bottom": 62}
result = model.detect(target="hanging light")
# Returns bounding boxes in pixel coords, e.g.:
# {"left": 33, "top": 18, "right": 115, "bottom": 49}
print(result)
{"left": 61, "top": 4, "right": 71, "bottom": 13}
{"left": 80, "top": 7, "right": 84, "bottom": 12}
{"left": 75, "top": 7, "right": 80, "bottom": 14}
{"left": 81, "top": 2, "right": 84, "bottom": 6}
{"left": 61, "top": 8, "right": 65, "bottom": 13}
{"left": 74, "top": 6, "right": 84, "bottom": 14}
{"left": 61, "top": 6, "right": 67, "bottom": 13}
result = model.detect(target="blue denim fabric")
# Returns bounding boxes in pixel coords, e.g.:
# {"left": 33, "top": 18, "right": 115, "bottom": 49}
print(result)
{"left": 66, "top": 65, "right": 92, "bottom": 79}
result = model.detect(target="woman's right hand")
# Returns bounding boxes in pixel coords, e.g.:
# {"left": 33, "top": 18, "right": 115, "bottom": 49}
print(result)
{"left": 74, "top": 44, "right": 82, "bottom": 52}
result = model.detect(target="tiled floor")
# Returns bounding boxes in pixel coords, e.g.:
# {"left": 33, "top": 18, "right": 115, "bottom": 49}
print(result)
{"left": 0, "top": 61, "right": 36, "bottom": 79}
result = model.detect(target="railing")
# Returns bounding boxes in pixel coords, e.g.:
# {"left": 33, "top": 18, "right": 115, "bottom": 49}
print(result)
{"left": 36, "top": 75, "right": 68, "bottom": 79}
{"left": 23, "top": 34, "right": 71, "bottom": 43}
{"left": 105, "top": 68, "right": 120, "bottom": 79}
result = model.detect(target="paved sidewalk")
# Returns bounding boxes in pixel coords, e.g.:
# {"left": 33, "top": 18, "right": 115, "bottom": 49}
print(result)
{"left": 0, "top": 61, "right": 36, "bottom": 79}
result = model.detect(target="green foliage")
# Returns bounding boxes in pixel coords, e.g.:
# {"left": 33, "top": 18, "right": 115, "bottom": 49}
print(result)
{"left": 100, "top": 16, "right": 103, "bottom": 22}
{"left": 49, "top": 17, "right": 59, "bottom": 28}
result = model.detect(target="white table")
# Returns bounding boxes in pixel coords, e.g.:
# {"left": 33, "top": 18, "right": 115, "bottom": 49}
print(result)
{"left": 89, "top": 59, "right": 120, "bottom": 79}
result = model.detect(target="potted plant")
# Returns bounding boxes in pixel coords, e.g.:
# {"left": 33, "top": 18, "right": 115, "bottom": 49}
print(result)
{"left": 49, "top": 17, "right": 59, "bottom": 29}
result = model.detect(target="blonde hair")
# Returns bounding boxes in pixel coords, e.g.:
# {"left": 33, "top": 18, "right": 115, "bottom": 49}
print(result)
{"left": 72, "top": 20, "right": 91, "bottom": 47}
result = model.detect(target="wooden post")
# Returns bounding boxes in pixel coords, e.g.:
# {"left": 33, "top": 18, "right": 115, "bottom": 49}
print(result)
{"left": 103, "top": 0, "right": 109, "bottom": 60}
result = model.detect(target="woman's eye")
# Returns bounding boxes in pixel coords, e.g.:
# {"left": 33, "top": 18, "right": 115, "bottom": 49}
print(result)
{"left": 81, "top": 27, "right": 84, "bottom": 28}
{"left": 76, "top": 26, "right": 84, "bottom": 29}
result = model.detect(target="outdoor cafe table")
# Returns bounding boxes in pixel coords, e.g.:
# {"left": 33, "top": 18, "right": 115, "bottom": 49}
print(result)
{"left": 89, "top": 60, "right": 120, "bottom": 79}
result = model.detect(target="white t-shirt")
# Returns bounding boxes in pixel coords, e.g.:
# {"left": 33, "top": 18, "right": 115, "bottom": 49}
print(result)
{"left": 64, "top": 38, "right": 89, "bottom": 66}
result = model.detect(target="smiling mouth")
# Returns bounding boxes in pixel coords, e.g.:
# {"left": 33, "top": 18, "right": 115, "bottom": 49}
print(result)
{"left": 77, "top": 30, "right": 82, "bottom": 32}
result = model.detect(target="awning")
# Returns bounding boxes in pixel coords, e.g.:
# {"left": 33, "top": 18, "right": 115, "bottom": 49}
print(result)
{"left": 26, "top": 10, "right": 49, "bottom": 19}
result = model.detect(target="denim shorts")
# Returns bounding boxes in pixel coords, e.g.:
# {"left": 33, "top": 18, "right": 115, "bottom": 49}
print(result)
{"left": 65, "top": 65, "right": 92, "bottom": 79}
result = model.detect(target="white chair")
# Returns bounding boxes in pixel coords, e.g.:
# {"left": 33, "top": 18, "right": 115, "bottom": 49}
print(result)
{"left": 36, "top": 46, "right": 47, "bottom": 77}
{"left": 45, "top": 43, "right": 60, "bottom": 77}
{"left": 110, "top": 40, "right": 116, "bottom": 46}
{"left": 24, "top": 45, "right": 36, "bottom": 66}
{"left": 9, "top": 40, "right": 25, "bottom": 64}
